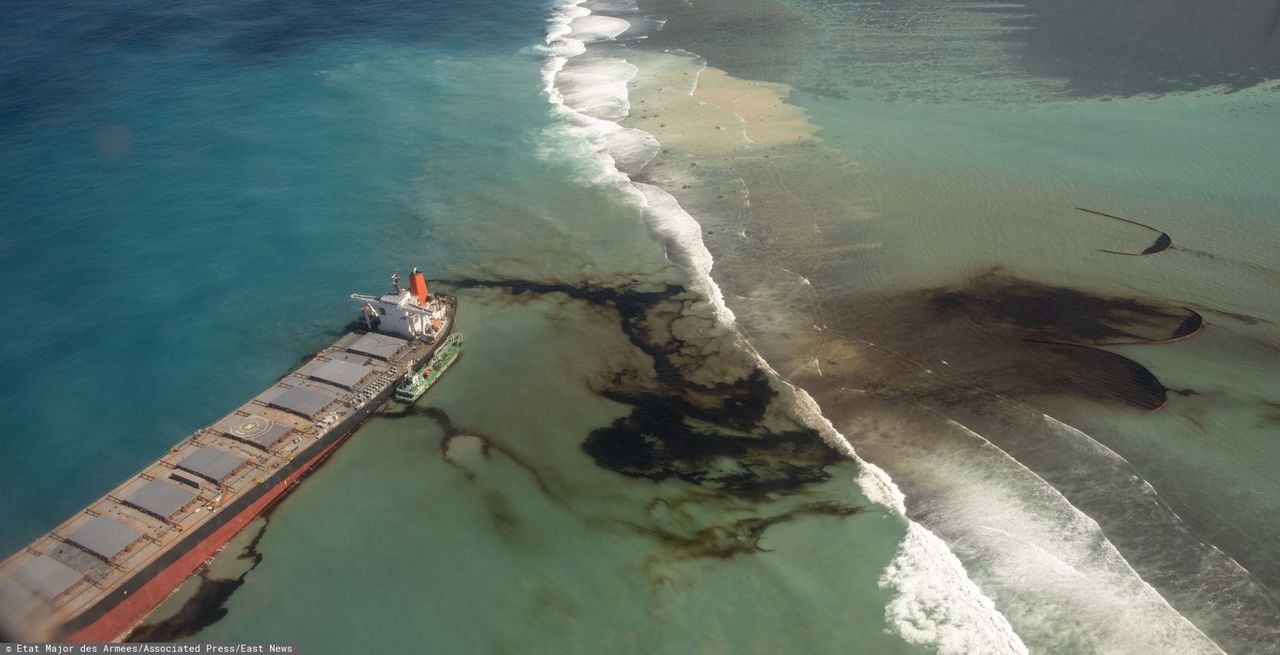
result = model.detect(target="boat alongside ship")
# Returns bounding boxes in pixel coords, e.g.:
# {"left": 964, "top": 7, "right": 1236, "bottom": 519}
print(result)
{"left": 0, "top": 269, "right": 454, "bottom": 643}
{"left": 395, "top": 333, "right": 462, "bottom": 403}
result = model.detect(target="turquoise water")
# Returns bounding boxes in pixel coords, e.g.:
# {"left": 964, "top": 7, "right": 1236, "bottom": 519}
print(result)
{"left": 629, "top": 0, "right": 1280, "bottom": 651}
{"left": 162, "top": 291, "right": 917, "bottom": 653}
{"left": 3, "top": 0, "right": 1279, "bottom": 652}
{"left": 0, "top": 0, "right": 563, "bottom": 547}
{"left": 2, "top": 0, "right": 925, "bottom": 651}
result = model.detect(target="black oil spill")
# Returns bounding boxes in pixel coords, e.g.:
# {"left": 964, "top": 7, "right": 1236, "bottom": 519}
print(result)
{"left": 636, "top": 501, "right": 859, "bottom": 562}
{"left": 125, "top": 517, "right": 269, "bottom": 642}
{"left": 124, "top": 413, "right": 361, "bottom": 639}
{"left": 381, "top": 400, "right": 586, "bottom": 521}
{"left": 583, "top": 372, "right": 844, "bottom": 497}
{"left": 381, "top": 402, "right": 466, "bottom": 440}
{"left": 1195, "top": 304, "right": 1271, "bottom": 326}
{"left": 813, "top": 269, "right": 1203, "bottom": 412}
{"left": 1170, "top": 311, "right": 1205, "bottom": 341}
{"left": 1033, "top": 342, "right": 1168, "bottom": 410}
{"left": 437, "top": 278, "right": 688, "bottom": 386}
{"left": 440, "top": 278, "right": 845, "bottom": 497}
{"left": 926, "top": 271, "right": 1202, "bottom": 346}
{"left": 1139, "top": 233, "right": 1174, "bottom": 256}
{"left": 435, "top": 277, "right": 865, "bottom": 577}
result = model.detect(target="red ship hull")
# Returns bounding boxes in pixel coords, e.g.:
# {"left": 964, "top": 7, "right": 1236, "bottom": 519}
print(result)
{"left": 64, "top": 434, "right": 350, "bottom": 642}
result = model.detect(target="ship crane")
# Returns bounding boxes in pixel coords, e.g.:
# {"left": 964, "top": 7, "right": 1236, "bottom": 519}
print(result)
{"left": 349, "top": 269, "right": 443, "bottom": 340}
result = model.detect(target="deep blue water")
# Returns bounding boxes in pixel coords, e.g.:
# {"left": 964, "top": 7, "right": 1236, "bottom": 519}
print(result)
{"left": 0, "top": 0, "right": 554, "bottom": 552}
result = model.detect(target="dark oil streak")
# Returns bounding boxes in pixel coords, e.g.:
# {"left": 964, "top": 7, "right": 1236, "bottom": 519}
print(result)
{"left": 1027, "top": 309, "right": 1204, "bottom": 346}
{"left": 1099, "top": 232, "right": 1173, "bottom": 257}
{"left": 124, "top": 423, "right": 359, "bottom": 640}
{"left": 437, "top": 278, "right": 691, "bottom": 388}
{"left": 925, "top": 271, "right": 1188, "bottom": 344}
{"left": 380, "top": 402, "right": 583, "bottom": 515}
{"left": 818, "top": 270, "right": 1188, "bottom": 411}
{"left": 1173, "top": 245, "right": 1280, "bottom": 286}
{"left": 438, "top": 278, "right": 843, "bottom": 498}
{"left": 1021, "top": 340, "right": 1168, "bottom": 411}
{"left": 125, "top": 518, "right": 270, "bottom": 642}
{"left": 1193, "top": 304, "right": 1269, "bottom": 326}
{"left": 631, "top": 501, "right": 860, "bottom": 563}
{"left": 405, "top": 279, "right": 861, "bottom": 579}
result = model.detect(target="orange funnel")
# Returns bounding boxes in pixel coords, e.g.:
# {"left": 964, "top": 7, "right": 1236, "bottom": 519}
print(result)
{"left": 409, "top": 270, "right": 430, "bottom": 305}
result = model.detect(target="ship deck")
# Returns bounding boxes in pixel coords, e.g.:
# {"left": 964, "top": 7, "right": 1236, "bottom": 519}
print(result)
{"left": 0, "top": 327, "right": 443, "bottom": 639}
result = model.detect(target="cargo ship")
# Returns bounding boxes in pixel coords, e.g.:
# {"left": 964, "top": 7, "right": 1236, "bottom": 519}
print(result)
{"left": 0, "top": 268, "right": 454, "bottom": 643}
{"left": 395, "top": 333, "right": 462, "bottom": 403}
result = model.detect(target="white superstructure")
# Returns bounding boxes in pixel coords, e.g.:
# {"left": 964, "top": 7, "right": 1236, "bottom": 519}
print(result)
{"left": 350, "top": 268, "right": 449, "bottom": 340}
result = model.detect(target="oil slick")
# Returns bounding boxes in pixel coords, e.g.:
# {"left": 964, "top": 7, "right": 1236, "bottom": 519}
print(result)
{"left": 439, "top": 277, "right": 849, "bottom": 498}
{"left": 811, "top": 269, "right": 1202, "bottom": 412}
{"left": 125, "top": 518, "right": 270, "bottom": 642}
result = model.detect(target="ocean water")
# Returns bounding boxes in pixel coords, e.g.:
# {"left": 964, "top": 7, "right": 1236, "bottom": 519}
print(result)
{"left": 2, "top": 0, "right": 1278, "bottom": 653}
{"left": 624, "top": 0, "right": 1280, "bottom": 651}
{"left": 0, "top": 0, "right": 540, "bottom": 533}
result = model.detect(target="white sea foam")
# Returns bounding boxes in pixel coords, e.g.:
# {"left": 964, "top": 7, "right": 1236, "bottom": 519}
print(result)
{"left": 1039, "top": 412, "right": 1130, "bottom": 465}
{"left": 630, "top": 183, "right": 734, "bottom": 323}
{"left": 540, "top": 0, "right": 731, "bottom": 322}
{"left": 555, "top": 58, "right": 637, "bottom": 121}
{"left": 923, "top": 419, "right": 1226, "bottom": 653}
{"left": 582, "top": 0, "right": 639, "bottom": 12}
{"left": 569, "top": 15, "right": 631, "bottom": 43}
{"left": 881, "top": 524, "right": 1031, "bottom": 655}
{"left": 780, "top": 381, "right": 1029, "bottom": 654}
{"left": 538, "top": 3, "right": 1029, "bottom": 652}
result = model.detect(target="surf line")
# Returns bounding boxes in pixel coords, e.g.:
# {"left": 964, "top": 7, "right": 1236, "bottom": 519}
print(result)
{"left": 1075, "top": 207, "right": 1172, "bottom": 256}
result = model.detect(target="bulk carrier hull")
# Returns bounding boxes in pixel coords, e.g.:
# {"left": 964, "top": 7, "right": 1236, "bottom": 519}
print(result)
{"left": 0, "top": 274, "right": 453, "bottom": 643}
{"left": 64, "top": 382, "right": 391, "bottom": 642}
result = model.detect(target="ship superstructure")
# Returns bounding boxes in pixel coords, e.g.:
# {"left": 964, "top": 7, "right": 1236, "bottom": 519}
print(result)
{"left": 352, "top": 268, "right": 450, "bottom": 340}
{"left": 0, "top": 270, "right": 454, "bottom": 642}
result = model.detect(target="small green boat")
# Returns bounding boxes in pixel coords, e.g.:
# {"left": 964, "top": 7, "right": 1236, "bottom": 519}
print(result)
{"left": 395, "top": 333, "right": 462, "bottom": 402}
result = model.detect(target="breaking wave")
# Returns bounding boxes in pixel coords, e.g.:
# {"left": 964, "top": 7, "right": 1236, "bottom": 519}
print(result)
{"left": 536, "top": 2, "right": 1029, "bottom": 652}
{"left": 538, "top": 0, "right": 731, "bottom": 323}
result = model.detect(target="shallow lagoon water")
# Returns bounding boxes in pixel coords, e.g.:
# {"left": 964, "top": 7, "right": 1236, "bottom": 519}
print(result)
{"left": 144, "top": 290, "right": 919, "bottom": 653}
{"left": 622, "top": 0, "right": 1280, "bottom": 651}
{"left": 3, "top": 0, "right": 1278, "bottom": 652}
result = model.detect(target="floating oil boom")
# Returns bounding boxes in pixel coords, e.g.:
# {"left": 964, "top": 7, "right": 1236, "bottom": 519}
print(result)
{"left": 0, "top": 269, "right": 454, "bottom": 642}
{"left": 1076, "top": 207, "right": 1173, "bottom": 256}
